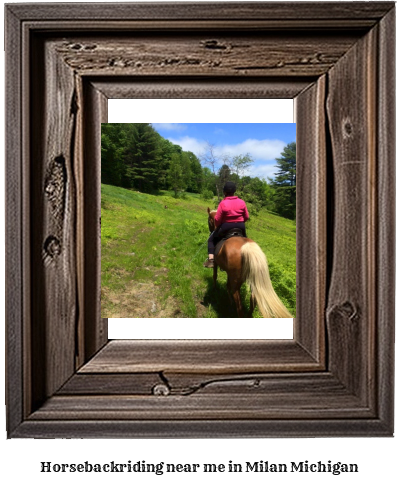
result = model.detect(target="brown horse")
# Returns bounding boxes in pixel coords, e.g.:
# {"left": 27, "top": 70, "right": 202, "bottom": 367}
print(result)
{"left": 207, "top": 208, "right": 292, "bottom": 318}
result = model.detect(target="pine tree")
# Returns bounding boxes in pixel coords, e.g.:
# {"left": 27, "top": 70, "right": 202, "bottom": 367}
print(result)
{"left": 101, "top": 123, "right": 129, "bottom": 186}
{"left": 274, "top": 142, "right": 296, "bottom": 187}
{"left": 271, "top": 142, "right": 296, "bottom": 219}
{"left": 125, "top": 123, "right": 162, "bottom": 192}
{"left": 167, "top": 153, "right": 186, "bottom": 197}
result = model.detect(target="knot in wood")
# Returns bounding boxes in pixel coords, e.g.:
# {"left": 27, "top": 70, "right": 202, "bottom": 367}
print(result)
{"left": 152, "top": 383, "right": 170, "bottom": 396}
{"left": 201, "top": 39, "right": 227, "bottom": 50}
{"left": 45, "top": 156, "right": 67, "bottom": 227}
{"left": 327, "top": 301, "right": 358, "bottom": 323}
{"left": 342, "top": 118, "right": 353, "bottom": 137}
{"left": 83, "top": 44, "right": 97, "bottom": 51}
{"left": 339, "top": 301, "right": 358, "bottom": 321}
{"left": 43, "top": 236, "right": 61, "bottom": 259}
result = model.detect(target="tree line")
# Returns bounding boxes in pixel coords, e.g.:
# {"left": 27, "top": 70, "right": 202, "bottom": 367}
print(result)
{"left": 101, "top": 123, "right": 296, "bottom": 219}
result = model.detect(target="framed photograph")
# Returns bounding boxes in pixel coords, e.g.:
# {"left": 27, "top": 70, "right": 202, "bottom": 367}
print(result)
{"left": 101, "top": 112, "right": 297, "bottom": 339}
{"left": 5, "top": 2, "right": 395, "bottom": 437}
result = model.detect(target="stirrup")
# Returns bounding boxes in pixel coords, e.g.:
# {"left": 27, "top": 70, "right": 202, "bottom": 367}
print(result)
{"left": 203, "top": 258, "right": 214, "bottom": 268}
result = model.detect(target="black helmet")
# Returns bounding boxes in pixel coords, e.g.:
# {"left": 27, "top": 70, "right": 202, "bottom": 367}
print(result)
{"left": 223, "top": 181, "right": 236, "bottom": 193}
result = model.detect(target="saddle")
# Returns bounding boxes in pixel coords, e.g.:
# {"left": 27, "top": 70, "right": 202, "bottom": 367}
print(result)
{"left": 214, "top": 228, "right": 244, "bottom": 257}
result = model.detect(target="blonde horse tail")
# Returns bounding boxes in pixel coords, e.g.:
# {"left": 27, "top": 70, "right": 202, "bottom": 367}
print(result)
{"left": 241, "top": 242, "right": 292, "bottom": 318}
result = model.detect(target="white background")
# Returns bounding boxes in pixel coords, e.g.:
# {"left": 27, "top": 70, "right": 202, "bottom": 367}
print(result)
{"left": 1, "top": 1, "right": 398, "bottom": 486}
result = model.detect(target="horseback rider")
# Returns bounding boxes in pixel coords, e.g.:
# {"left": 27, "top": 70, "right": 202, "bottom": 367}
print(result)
{"left": 204, "top": 181, "right": 249, "bottom": 268}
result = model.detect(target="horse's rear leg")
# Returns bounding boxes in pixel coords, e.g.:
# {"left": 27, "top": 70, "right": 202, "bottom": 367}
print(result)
{"left": 233, "top": 290, "right": 244, "bottom": 318}
{"left": 230, "top": 282, "right": 244, "bottom": 318}
{"left": 226, "top": 277, "right": 234, "bottom": 305}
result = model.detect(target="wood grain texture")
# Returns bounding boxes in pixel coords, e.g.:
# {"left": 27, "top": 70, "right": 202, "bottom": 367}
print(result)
{"left": 29, "top": 393, "right": 372, "bottom": 421}
{"left": 60, "top": 371, "right": 355, "bottom": 397}
{"left": 375, "top": 7, "right": 396, "bottom": 432}
{"left": 5, "top": 5, "right": 24, "bottom": 436}
{"left": 295, "top": 76, "right": 326, "bottom": 363}
{"left": 5, "top": 2, "right": 395, "bottom": 438}
{"left": 7, "top": 2, "right": 394, "bottom": 22}
{"left": 13, "top": 418, "right": 391, "bottom": 439}
{"left": 79, "top": 340, "right": 321, "bottom": 374}
{"left": 20, "top": 19, "right": 385, "bottom": 33}
{"left": 91, "top": 78, "right": 311, "bottom": 100}
{"left": 34, "top": 371, "right": 374, "bottom": 421}
{"left": 58, "top": 372, "right": 162, "bottom": 395}
{"left": 54, "top": 33, "right": 360, "bottom": 78}
{"left": 30, "top": 37, "right": 78, "bottom": 407}
{"left": 81, "top": 81, "right": 108, "bottom": 364}
{"left": 326, "top": 27, "right": 377, "bottom": 405}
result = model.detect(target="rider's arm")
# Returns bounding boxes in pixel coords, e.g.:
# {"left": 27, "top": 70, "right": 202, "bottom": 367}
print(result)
{"left": 243, "top": 203, "right": 249, "bottom": 222}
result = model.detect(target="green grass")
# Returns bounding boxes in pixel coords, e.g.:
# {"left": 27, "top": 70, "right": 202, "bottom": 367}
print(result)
{"left": 101, "top": 183, "right": 296, "bottom": 318}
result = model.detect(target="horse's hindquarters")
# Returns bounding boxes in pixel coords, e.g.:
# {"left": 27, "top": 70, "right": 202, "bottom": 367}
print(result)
{"left": 215, "top": 237, "right": 250, "bottom": 272}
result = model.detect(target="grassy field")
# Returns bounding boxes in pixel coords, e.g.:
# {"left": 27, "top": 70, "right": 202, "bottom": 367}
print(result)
{"left": 101, "top": 183, "right": 296, "bottom": 318}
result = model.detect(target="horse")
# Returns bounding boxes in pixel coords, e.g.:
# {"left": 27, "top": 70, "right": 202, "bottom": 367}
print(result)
{"left": 207, "top": 208, "right": 292, "bottom": 318}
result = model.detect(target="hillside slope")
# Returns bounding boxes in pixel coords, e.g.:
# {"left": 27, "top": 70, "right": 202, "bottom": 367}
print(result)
{"left": 101, "top": 184, "right": 296, "bottom": 318}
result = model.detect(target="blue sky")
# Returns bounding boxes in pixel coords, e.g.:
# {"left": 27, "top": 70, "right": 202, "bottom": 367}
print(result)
{"left": 152, "top": 123, "right": 296, "bottom": 180}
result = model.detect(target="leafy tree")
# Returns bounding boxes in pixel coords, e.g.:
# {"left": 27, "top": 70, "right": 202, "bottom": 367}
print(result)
{"left": 239, "top": 175, "right": 252, "bottom": 192}
{"left": 201, "top": 189, "right": 214, "bottom": 201}
{"left": 167, "top": 153, "right": 186, "bottom": 197}
{"left": 101, "top": 122, "right": 295, "bottom": 221}
{"left": 234, "top": 176, "right": 277, "bottom": 214}
{"left": 186, "top": 152, "right": 203, "bottom": 193}
{"left": 218, "top": 164, "right": 232, "bottom": 190}
{"left": 230, "top": 153, "right": 253, "bottom": 188}
{"left": 271, "top": 142, "right": 296, "bottom": 219}
{"left": 180, "top": 152, "right": 193, "bottom": 188}
{"left": 201, "top": 166, "right": 217, "bottom": 195}
{"left": 157, "top": 138, "right": 178, "bottom": 189}
{"left": 101, "top": 124, "right": 127, "bottom": 186}
{"left": 262, "top": 181, "right": 277, "bottom": 212}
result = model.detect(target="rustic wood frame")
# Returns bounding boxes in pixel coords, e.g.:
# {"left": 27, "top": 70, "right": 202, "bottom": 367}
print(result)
{"left": 5, "top": 2, "right": 395, "bottom": 438}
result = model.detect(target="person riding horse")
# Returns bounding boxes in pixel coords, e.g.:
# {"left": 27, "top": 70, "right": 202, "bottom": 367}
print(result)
{"left": 204, "top": 181, "right": 249, "bottom": 268}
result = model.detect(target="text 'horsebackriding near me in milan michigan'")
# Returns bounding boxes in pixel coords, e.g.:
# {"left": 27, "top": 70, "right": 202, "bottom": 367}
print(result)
{"left": 204, "top": 182, "right": 292, "bottom": 318}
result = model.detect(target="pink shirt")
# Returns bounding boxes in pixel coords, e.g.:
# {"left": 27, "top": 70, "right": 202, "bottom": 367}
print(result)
{"left": 215, "top": 196, "right": 249, "bottom": 227}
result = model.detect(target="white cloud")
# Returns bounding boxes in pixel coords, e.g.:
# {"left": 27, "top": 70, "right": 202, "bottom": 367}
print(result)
{"left": 246, "top": 164, "right": 278, "bottom": 180}
{"left": 168, "top": 136, "right": 209, "bottom": 155}
{"left": 152, "top": 123, "right": 187, "bottom": 132}
{"left": 216, "top": 139, "right": 286, "bottom": 162}
{"left": 167, "top": 137, "right": 285, "bottom": 163}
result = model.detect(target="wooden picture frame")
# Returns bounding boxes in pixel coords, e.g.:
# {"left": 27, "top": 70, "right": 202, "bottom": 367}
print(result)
{"left": 5, "top": 2, "right": 395, "bottom": 438}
